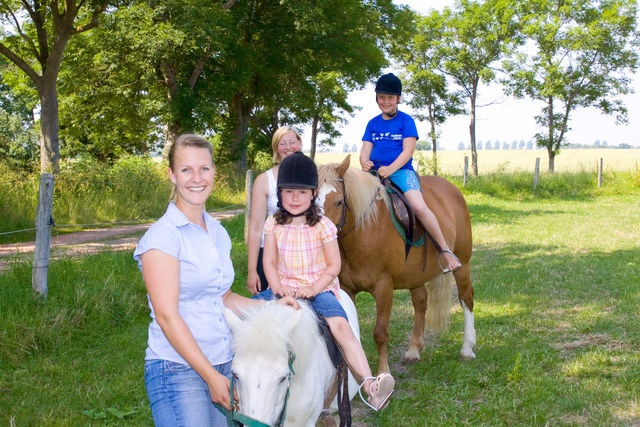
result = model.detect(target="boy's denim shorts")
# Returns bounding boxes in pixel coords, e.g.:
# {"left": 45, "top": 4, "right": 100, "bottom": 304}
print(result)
{"left": 253, "top": 288, "right": 348, "bottom": 320}
{"left": 388, "top": 169, "right": 421, "bottom": 193}
{"left": 144, "top": 358, "right": 232, "bottom": 427}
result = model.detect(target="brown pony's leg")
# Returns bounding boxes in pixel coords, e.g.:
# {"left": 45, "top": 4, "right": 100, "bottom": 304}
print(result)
{"left": 453, "top": 264, "right": 476, "bottom": 359}
{"left": 372, "top": 274, "right": 394, "bottom": 374}
{"left": 403, "top": 285, "right": 427, "bottom": 364}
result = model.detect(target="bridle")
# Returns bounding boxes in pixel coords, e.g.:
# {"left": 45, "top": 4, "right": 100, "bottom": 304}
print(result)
{"left": 334, "top": 178, "right": 354, "bottom": 239}
{"left": 216, "top": 352, "right": 296, "bottom": 427}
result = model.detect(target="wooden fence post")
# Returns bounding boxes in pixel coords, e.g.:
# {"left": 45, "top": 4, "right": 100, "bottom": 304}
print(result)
{"left": 32, "top": 173, "right": 54, "bottom": 302}
{"left": 598, "top": 158, "right": 603, "bottom": 188}
{"left": 533, "top": 158, "right": 540, "bottom": 191}
{"left": 244, "top": 169, "right": 253, "bottom": 244}
{"left": 463, "top": 156, "right": 469, "bottom": 187}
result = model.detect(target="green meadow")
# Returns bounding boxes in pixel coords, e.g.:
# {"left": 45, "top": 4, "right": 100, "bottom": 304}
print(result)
{"left": 1, "top": 151, "right": 639, "bottom": 425}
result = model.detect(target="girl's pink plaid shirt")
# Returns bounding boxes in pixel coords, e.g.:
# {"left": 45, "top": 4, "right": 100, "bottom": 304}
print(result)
{"left": 264, "top": 215, "right": 340, "bottom": 296}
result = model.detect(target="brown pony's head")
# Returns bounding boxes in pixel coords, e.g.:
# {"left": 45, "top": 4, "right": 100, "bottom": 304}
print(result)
{"left": 317, "top": 155, "right": 388, "bottom": 231}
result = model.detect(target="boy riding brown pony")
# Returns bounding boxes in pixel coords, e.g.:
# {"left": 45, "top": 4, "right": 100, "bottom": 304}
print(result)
{"left": 318, "top": 155, "right": 475, "bottom": 374}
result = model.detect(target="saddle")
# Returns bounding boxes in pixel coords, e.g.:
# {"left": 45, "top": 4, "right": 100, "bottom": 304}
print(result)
{"left": 378, "top": 175, "right": 431, "bottom": 270}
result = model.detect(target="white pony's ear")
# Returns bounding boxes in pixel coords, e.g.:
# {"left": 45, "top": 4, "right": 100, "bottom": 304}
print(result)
{"left": 283, "top": 307, "right": 303, "bottom": 336}
{"left": 223, "top": 308, "right": 242, "bottom": 333}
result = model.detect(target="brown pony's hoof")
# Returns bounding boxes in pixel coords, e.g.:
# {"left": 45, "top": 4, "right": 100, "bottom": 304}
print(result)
{"left": 402, "top": 348, "right": 420, "bottom": 365}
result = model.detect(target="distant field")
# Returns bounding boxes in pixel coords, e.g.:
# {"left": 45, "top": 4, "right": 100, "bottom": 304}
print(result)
{"left": 315, "top": 148, "right": 640, "bottom": 176}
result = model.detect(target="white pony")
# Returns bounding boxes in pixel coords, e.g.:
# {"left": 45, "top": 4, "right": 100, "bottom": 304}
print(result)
{"left": 223, "top": 289, "right": 359, "bottom": 426}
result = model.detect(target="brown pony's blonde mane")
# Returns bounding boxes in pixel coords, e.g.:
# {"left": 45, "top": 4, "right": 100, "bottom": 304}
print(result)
{"left": 319, "top": 163, "right": 389, "bottom": 229}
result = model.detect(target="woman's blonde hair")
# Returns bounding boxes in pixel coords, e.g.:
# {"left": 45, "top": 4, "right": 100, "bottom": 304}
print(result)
{"left": 271, "top": 126, "right": 302, "bottom": 164}
{"left": 168, "top": 134, "right": 214, "bottom": 201}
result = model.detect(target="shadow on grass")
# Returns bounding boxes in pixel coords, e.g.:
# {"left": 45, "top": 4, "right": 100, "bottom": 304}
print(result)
{"left": 344, "top": 240, "right": 640, "bottom": 423}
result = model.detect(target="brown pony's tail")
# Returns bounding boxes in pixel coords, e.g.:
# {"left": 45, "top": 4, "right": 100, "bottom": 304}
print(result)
{"left": 425, "top": 274, "right": 455, "bottom": 333}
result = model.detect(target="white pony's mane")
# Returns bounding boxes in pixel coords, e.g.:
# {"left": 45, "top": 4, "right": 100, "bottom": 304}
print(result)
{"left": 318, "top": 163, "right": 389, "bottom": 229}
{"left": 231, "top": 302, "right": 330, "bottom": 394}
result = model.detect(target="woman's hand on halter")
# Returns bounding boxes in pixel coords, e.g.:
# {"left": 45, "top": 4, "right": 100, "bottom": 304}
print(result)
{"left": 207, "top": 371, "right": 237, "bottom": 411}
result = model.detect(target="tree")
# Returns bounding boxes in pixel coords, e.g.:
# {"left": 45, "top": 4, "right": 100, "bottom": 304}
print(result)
{"left": 0, "top": 0, "right": 110, "bottom": 173}
{"left": 1, "top": 0, "right": 113, "bottom": 300}
{"left": 219, "top": 0, "right": 401, "bottom": 168}
{"left": 394, "top": 10, "right": 465, "bottom": 175}
{"left": 58, "top": 3, "right": 168, "bottom": 162}
{"left": 292, "top": 72, "right": 358, "bottom": 160}
{"left": 503, "top": 0, "right": 639, "bottom": 172}
{"left": 0, "top": 57, "right": 39, "bottom": 169}
{"left": 0, "top": 109, "right": 39, "bottom": 169}
{"left": 431, "top": 0, "right": 518, "bottom": 176}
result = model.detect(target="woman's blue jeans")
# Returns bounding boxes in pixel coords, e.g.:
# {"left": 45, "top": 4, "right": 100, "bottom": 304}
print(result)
{"left": 144, "top": 359, "right": 231, "bottom": 426}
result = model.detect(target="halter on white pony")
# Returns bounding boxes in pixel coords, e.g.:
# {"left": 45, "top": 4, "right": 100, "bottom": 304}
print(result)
{"left": 223, "top": 292, "right": 359, "bottom": 426}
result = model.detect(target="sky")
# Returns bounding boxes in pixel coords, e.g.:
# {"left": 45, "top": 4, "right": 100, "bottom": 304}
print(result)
{"left": 312, "top": 0, "right": 640, "bottom": 151}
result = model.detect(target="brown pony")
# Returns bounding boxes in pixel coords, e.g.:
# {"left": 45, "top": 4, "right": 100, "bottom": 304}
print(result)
{"left": 317, "top": 155, "right": 475, "bottom": 374}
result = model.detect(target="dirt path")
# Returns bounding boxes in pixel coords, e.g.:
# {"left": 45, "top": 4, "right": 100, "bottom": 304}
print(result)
{"left": 0, "top": 208, "right": 244, "bottom": 271}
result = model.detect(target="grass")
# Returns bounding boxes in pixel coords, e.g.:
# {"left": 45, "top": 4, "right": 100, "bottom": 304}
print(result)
{"left": 0, "top": 156, "right": 245, "bottom": 244}
{"left": 2, "top": 176, "right": 639, "bottom": 425}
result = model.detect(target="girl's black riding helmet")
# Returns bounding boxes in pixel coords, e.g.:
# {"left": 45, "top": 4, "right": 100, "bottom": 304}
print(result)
{"left": 375, "top": 73, "right": 402, "bottom": 95}
{"left": 277, "top": 151, "right": 318, "bottom": 189}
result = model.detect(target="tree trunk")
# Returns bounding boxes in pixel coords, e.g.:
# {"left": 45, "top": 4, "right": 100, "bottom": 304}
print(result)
{"left": 429, "top": 115, "right": 438, "bottom": 176}
{"left": 38, "top": 75, "right": 61, "bottom": 174}
{"left": 547, "top": 95, "right": 555, "bottom": 173}
{"left": 229, "top": 93, "right": 251, "bottom": 169}
{"left": 167, "top": 121, "right": 182, "bottom": 146}
{"left": 469, "top": 81, "right": 479, "bottom": 177}
{"left": 547, "top": 146, "right": 555, "bottom": 173}
{"left": 310, "top": 115, "right": 319, "bottom": 160}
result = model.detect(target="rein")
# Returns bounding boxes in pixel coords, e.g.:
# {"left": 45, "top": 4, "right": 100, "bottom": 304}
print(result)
{"left": 334, "top": 178, "right": 355, "bottom": 238}
{"left": 215, "top": 353, "right": 296, "bottom": 427}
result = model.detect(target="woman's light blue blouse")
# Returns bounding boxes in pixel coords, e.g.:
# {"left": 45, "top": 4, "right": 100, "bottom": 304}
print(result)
{"left": 134, "top": 202, "right": 234, "bottom": 365}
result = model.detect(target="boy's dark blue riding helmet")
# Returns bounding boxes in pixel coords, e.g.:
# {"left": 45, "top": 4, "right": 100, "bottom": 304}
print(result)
{"left": 375, "top": 73, "right": 402, "bottom": 95}
{"left": 277, "top": 151, "right": 318, "bottom": 189}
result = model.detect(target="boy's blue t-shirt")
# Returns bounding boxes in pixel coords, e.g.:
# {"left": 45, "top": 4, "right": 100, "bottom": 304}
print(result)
{"left": 362, "top": 110, "right": 419, "bottom": 171}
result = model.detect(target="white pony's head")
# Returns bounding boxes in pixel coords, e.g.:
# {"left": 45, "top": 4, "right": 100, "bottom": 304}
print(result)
{"left": 224, "top": 302, "right": 319, "bottom": 426}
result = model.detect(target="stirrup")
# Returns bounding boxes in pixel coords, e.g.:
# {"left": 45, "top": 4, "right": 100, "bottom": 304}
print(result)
{"left": 357, "top": 377, "right": 377, "bottom": 410}
{"left": 437, "top": 249, "right": 462, "bottom": 274}
{"left": 357, "top": 375, "right": 394, "bottom": 411}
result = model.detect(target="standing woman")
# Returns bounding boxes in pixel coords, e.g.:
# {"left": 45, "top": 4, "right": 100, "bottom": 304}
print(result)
{"left": 246, "top": 126, "right": 303, "bottom": 294}
{"left": 134, "top": 134, "right": 298, "bottom": 426}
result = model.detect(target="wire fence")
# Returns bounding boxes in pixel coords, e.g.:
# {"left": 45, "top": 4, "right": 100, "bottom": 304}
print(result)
{"left": 0, "top": 203, "right": 245, "bottom": 238}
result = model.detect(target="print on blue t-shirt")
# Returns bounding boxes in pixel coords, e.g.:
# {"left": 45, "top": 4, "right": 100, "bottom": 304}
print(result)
{"left": 362, "top": 111, "right": 419, "bottom": 171}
